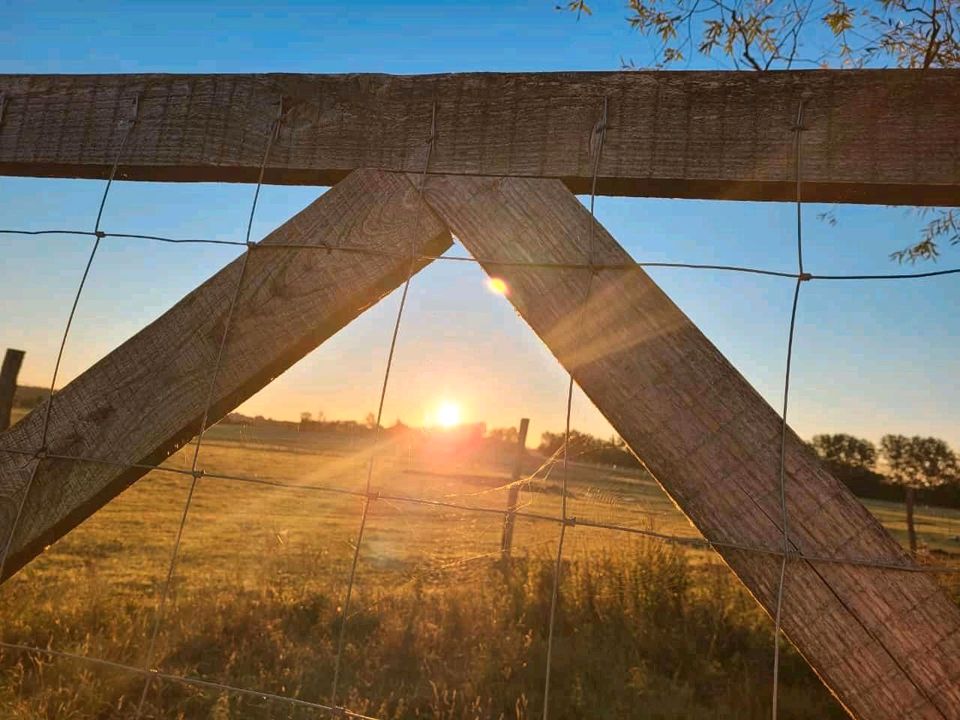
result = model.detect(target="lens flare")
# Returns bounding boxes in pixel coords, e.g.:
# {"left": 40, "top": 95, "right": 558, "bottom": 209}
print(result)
{"left": 486, "top": 277, "right": 508, "bottom": 295}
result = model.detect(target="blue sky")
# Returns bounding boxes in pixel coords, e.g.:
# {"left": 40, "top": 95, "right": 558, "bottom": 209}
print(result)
{"left": 0, "top": 1, "right": 957, "bottom": 448}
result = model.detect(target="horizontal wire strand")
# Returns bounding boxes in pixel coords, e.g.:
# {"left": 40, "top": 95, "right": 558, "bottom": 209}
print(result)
{"left": 3, "top": 227, "right": 959, "bottom": 280}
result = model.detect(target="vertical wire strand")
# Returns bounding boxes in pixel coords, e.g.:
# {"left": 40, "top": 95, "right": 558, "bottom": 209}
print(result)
{"left": 134, "top": 105, "right": 282, "bottom": 718}
{"left": 542, "top": 97, "right": 607, "bottom": 720}
{"left": 771, "top": 95, "right": 808, "bottom": 720}
{"left": 329, "top": 103, "right": 438, "bottom": 710}
{"left": 0, "top": 98, "right": 139, "bottom": 584}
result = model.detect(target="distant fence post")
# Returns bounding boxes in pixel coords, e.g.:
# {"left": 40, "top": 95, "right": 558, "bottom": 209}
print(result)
{"left": 500, "top": 417, "right": 530, "bottom": 559}
{"left": 0, "top": 349, "right": 25, "bottom": 432}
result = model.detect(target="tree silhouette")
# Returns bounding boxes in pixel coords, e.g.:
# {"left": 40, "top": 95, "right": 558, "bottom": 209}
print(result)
{"left": 879, "top": 434, "right": 958, "bottom": 552}
{"left": 810, "top": 433, "right": 877, "bottom": 469}
{"left": 487, "top": 426, "right": 519, "bottom": 445}
{"left": 538, "top": 429, "right": 641, "bottom": 467}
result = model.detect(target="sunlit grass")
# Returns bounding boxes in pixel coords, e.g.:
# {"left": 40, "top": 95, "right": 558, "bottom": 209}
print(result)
{"left": 1, "top": 417, "right": 957, "bottom": 718}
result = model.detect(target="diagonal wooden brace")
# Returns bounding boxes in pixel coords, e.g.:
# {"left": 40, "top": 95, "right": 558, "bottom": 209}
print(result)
{"left": 0, "top": 169, "right": 451, "bottom": 582}
{"left": 419, "top": 173, "right": 960, "bottom": 720}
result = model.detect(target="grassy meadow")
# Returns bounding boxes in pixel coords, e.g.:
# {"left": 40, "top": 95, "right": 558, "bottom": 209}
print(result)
{"left": 2, "top": 410, "right": 959, "bottom": 719}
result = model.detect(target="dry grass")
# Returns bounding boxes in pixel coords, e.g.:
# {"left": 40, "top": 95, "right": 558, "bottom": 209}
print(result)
{"left": 1, "top": 420, "right": 958, "bottom": 718}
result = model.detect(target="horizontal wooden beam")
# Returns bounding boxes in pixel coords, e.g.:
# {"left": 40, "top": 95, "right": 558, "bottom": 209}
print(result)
{"left": 0, "top": 169, "right": 451, "bottom": 582}
{"left": 423, "top": 173, "right": 960, "bottom": 719}
{"left": 1, "top": 70, "right": 958, "bottom": 205}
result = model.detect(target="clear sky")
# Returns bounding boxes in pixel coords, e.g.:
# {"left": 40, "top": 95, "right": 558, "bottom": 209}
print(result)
{"left": 0, "top": 1, "right": 957, "bottom": 448}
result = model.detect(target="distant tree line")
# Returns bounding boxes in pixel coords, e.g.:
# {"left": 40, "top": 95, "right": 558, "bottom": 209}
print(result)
{"left": 537, "top": 430, "right": 641, "bottom": 469}
{"left": 12, "top": 385, "right": 49, "bottom": 409}
{"left": 233, "top": 409, "right": 958, "bottom": 555}
{"left": 810, "top": 432, "right": 959, "bottom": 553}
{"left": 225, "top": 411, "right": 378, "bottom": 437}
{"left": 532, "top": 425, "right": 959, "bottom": 554}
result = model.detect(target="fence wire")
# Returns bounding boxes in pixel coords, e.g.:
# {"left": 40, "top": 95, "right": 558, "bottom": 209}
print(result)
{"left": 542, "top": 96, "right": 608, "bottom": 720}
{"left": 0, "top": 94, "right": 957, "bottom": 720}
{"left": 2, "top": 227, "right": 959, "bottom": 281}
{"left": 0, "top": 442, "right": 953, "bottom": 576}
{"left": 133, "top": 101, "right": 285, "bottom": 719}
{"left": 770, "top": 95, "right": 808, "bottom": 720}
{"left": 328, "top": 101, "right": 437, "bottom": 712}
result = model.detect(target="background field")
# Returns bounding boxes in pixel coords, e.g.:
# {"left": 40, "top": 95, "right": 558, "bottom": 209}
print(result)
{"left": 2, "top": 409, "right": 959, "bottom": 719}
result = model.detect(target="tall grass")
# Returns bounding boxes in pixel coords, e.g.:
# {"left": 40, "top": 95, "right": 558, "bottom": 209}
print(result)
{"left": 1, "top": 537, "right": 846, "bottom": 719}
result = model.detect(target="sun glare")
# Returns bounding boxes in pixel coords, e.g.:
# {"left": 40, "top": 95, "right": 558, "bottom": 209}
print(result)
{"left": 435, "top": 401, "right": 462, "bottom": 428}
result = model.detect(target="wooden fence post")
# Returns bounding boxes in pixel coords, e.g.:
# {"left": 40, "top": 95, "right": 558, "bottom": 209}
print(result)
{"left": 0, "top": 349, "right": 25, "bottom": 432}
{"left": 500, "top": 417, "right": 530, "bottom": 559}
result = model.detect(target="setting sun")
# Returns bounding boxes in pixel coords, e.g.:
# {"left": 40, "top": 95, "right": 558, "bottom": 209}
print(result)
{"left": 435, "top": 401, "right": 462, "bottom": 428}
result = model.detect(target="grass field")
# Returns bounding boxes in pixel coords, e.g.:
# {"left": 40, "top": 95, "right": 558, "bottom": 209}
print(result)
{"left": 2, "top": 412, "right": 959, "bottom": 719}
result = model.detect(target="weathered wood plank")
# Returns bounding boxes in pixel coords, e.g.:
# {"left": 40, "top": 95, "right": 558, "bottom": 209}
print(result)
{"left": 0, "top": 349, "right": 25, "bottom": 432}
{"left": 422, "top": 173, "right": 960, "bottom": 719}
{"left": 1, "top": 71, "right": 959, "bottom": 205}
{"left": 0, "top": 169, "right": 451, "bottom": 581}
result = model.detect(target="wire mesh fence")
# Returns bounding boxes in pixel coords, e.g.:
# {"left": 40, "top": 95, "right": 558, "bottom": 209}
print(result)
{"left": 0, "top": 94, "right": 958, "bottom": 720}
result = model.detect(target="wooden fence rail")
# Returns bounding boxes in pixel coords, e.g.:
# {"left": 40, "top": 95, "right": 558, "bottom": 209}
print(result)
{"left": 1, "top": 70, "right": 959, "bottom": 206}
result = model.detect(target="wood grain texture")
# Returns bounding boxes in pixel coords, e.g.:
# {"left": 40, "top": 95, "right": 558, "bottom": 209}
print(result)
{"left": 0, "top": 169, "right": 451, "bottom": 582}
{"left": 1, "top": 71, "right": 959, "bottom": 205}
{"left": 422, "top": 173, "right": 960, "bottom": 719}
